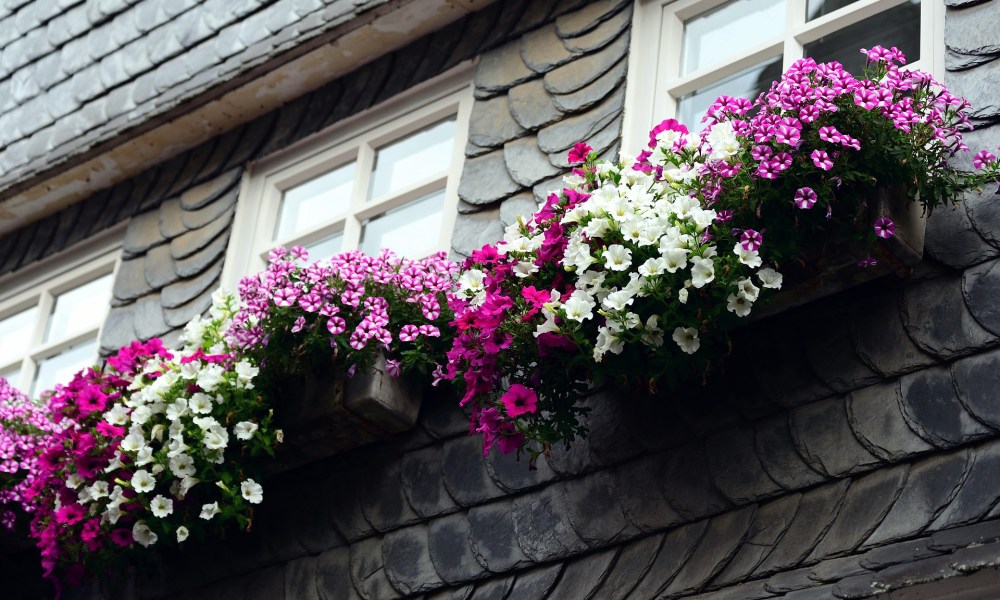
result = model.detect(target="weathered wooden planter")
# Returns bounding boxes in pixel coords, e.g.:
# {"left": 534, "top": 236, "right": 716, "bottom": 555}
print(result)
{"left": 753, "top": 186, "right": 925, "bottom": 320}
{"left": 267, "top": 355, "right": 423, "bottom": 471}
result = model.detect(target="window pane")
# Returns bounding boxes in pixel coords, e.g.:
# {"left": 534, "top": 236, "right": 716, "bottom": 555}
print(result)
{"left": 276, "top": 162, "right": 355, "bottom": 241}
{"left": 805, "top": 0, "right": 920, "bottom": 73}
{"left": 369, "top": 118, "right": 457, "bottom": 200}
{"left": 0, "top": 307, "right": 37, "bottom": 366}
{"left": 681, "top": 0, "right": 785, "bottom": 75}
{"left": 305, "top": 232, "right": 344, "bottom": 263}
{"left": 677, "top": 56, "right": 783, "bottom": 127}
{"left": 806, "top": 0, "right": 861, "bottom": 20}
{"left": 0, "top": 367, "right": 21, "bottom": 390}
{"left": 359, "top": 190, "right": 446, "bottom": 258}
{"left": 33, "top": 340, "right": 96, "bottom": 397}
{"left": 44, "top": 274, "right": 113, "bottom": 344}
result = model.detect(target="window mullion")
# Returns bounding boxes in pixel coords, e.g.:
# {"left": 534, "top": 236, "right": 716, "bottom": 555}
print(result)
{"left": 344, "top": 142, "right": 374, "bottom": 249}
{"left": 785, "top": 0, "right": 807, "bottom": 68}
{"left": 31, "top": 291, "right": 53, "bottom": 349}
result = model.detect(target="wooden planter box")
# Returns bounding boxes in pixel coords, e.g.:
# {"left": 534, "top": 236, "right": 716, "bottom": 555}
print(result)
{"left": 752, "top": 186, "right": 925, "bottom": 320}
{"left": 267, "top": 355, "right": 423, "bottom": 471}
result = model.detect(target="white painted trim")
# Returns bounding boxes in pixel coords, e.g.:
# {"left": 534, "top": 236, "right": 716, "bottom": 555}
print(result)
{"left": 222, "top": 62, "right": 474, "bottom": 290}
{"left": 628, "top": 0, "right": 941, "bottom": 144}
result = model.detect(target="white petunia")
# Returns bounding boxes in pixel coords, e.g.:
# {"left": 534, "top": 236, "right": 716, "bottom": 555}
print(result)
{"left": 241, "top": 479, "right": 263, "bottom": 504}
{"left": 150, "top": 495, "right": 174, "bottom": 518}
{"left": 234, "top": 421, "right": 259, "bottom": 441}
{"left": 735, "top": 278, "right": 760, "bottom": 302}
{"left": 672, "top": 327, "right": 701, "bottom": 354}
{"left": 188, "top": 393, "right": 213, "bottom": 415}
{"left": 562, "top": 294, "right": 595, "bottom": 322}
{"left": 169, "top": 454, "right": 196, "bottom": 477}
{"left": 458, "top": 269, "right": 486, "bottom": 295}
{"left": 200, "top": 502, "right": 220, "bottom": 520}
{"left": 602, "top": 289, "right": 635, "bottom": 312}
{"left": 726, "top": 293, "right": 753, "bottom": 317}
{"left": 603, "top": 244, "right": 632, "bottom": 271}
{"left": 88, "top": 481, "right": 110, "bottom": 501}
{"left": 197, "top": 364, "right": 226, "bottom": 393}
{"left": 202, "top": 426, "right": 229, "bottom": 451}
{"left": 678, "top": 288, "right": 689, "bottom": 304}
{"left": 104, "top": 405, "right": 128, "bottom": 426}
{"left": 131, "top": 470, "right": 156, "bottom": 494}
{"left": 733, "top": 242, "right": 763, "bottom": 268}
{"left": 176, "top": 526, "right": 189, "bottom": 542}
{"left": 165, "top": 399, "right": 188, "bottom": 422}
{"left": 132, "top": 521, "right": 158, "bottom": 547}
{"left": 638, "top": 257, "right": 669, "bottom": 278}
{"left": 689, "top": 256, "right": 716, "bottom": 288}
{"left": 757, "top": 267, "right": 783, "bottom": 289}
{"left": 513, "top": 261, "right": 539, "bottom": 278}
{"left": 234, "top": 360, "right": 258, "bottom": 387}
{"left": 66, "top": 473, "right": 83, "bottom": 489}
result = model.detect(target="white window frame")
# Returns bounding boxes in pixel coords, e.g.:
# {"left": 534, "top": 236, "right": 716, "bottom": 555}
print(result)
{"left": 0, "top": 224, "right": 123, "bottom": 395}
{"left": 623, "top": 0, "right": 946, "bottom": 150}
{"left": 222, "top": 63, "right": 475, "bottom": 289}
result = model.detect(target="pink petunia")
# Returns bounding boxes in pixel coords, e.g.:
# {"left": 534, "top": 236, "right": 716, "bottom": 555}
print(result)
{"left": 272, "top": 287, "right": 299, "bottom": 307}
{"left": 327, "top": 316, "right": 346, "bottom": 335}
{"left": 399, "top": 325, "right": 420, "bottom": 342}
{"left": 973, "top": 150, "right": 997, "bottom": 170}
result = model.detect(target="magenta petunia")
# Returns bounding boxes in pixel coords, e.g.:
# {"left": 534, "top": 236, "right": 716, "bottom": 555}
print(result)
{"left": 811, "top": 149, "right": 833, "bottom": 171}
{"left": 566, "top": 141, "right": 592, "bottom": 164}
{"left": 873, "top": 216, "right": 895, "bottom": 239}
{"left": 500, "top": 384, "right": 538, "bottom": 418}
{"left": 793, "top": 187, "right": 818, "bottom": 209}
{"left": 740, "top": 229, "right": 763, "bottom": 252}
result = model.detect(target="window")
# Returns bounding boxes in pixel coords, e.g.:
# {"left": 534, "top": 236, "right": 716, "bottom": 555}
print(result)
{"left": 625, "top": 0, "right": 944, "bottom": 147}
{"left": 223, "top": 66, "right": 473, "bottom": 287}
{"left": 0, "top": 230, "right": 120, "bottom": 397}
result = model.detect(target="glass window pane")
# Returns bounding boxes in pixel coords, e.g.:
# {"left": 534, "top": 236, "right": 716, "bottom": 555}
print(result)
{"left": 0, "top": 307, "right": 37, "bottom": 366}
{"left": 369, "top": 118, "right": 457, "bottom": 200}
{"left": 276, "top": 162, "right": 355, "bottom": 241}
{"left": 359, "top": 190, "right": 446, "bottom": 258}
{"left": 0, "top": 367, "right": 21, "bottom": 391}
{"left": 805, "top": 0, "right": 920, "bottom": 74}
{"left": 33, "top": 340, "right": 96, "bottom": 397}
{"left": 677, "top": 56, "right": 784, "bottom": 127}
{"left": 45, "top": 274, "right": 113, "bottom": 344}
{"left": 806, "top": 0, "right": 861, "bottom": 20}
{"left": 305, "top": 232, "right": 344, "bottom": 263}
{"left": 681, "top": 0, "right": 785, "bottom": 75}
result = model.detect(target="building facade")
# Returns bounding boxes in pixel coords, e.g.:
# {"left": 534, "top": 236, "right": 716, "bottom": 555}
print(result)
{"left": 2, "top": 0, "right": 1000, "bottom": 597}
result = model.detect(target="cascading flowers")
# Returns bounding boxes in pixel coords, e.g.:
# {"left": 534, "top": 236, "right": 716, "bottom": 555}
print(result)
{"left": 27, "top": 290, "right": 276, "bottom": 585}
{"left": 229, "top": 246, "right": 458, "bottom": 388}
{"left": 446, "top": 46, "right": 1000, "bottom": 458}
{"left": 0, "top": 378, "right": 64, "bottom": 531}
{"left": 447, "top": 138, "right": 783, "bottom": 457}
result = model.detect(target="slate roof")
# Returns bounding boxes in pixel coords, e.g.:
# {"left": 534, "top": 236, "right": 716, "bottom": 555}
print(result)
{"left": 0, "top": 0, "right": 405, "bottom": 194}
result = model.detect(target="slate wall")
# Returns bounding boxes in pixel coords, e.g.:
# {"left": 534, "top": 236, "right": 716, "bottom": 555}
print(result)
{"left": 5, "top": 0, "right": 1000, "bottom": 598}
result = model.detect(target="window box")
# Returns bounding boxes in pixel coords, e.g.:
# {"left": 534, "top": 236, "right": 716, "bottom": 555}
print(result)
{"left": 267, "top": 355, "right": 423, "bottom": 471}
{"left": 753, "top": 185, "right": 925, "bottom": 320}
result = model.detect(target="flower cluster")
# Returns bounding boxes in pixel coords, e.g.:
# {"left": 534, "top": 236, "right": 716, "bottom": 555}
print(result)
{"left": 230, "top": 246, "right": 458, "bottom": 388}
{"left": 447, "top": 137, "right": 782, "bottom": 455}
{"left": 686, "top": 47, "right": 1000, "bottom": 268}
{"left": 27, "top": 291, "right": 275, "bottom": 584}
{"left": 445, "top": 46, "right": 1000, "bottom": 457}
{"left": 0, "top": 378, "right": 64, "bottom": 531}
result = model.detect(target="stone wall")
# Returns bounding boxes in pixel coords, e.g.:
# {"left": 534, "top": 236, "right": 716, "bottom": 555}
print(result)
{"left": 5, "top": 0, "right": 1000, "bottom": 598}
